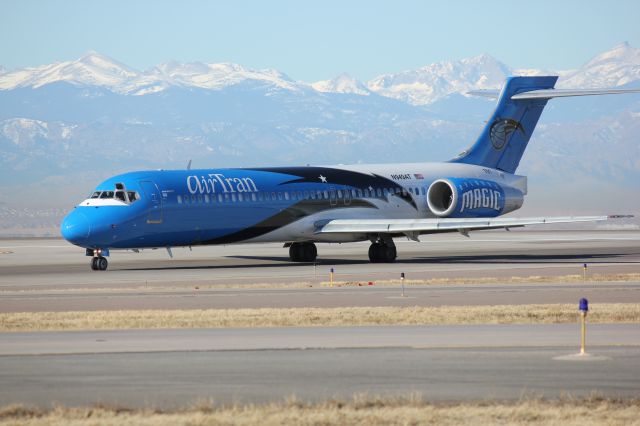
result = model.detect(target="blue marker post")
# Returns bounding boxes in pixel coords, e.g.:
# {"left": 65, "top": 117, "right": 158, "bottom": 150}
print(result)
{"left": 330, "top": 268, "right": 334, "bottom": 287}
{"left": 401, "top": 272, "right": 405, "bottom": 297}
{"left": 579, "top": 298, "right": 589, "bottom": 355}
{"left": 583, "top": 263, "right": 587, "bottom": 281}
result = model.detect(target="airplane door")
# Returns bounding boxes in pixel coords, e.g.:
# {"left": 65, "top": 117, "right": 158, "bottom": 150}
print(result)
{"left": 139, "top": 180, "right": 163, "bottom": 224}
{"left": 329, "top": 186, "right": 337, "bottom": 206}
{"left": 344, "top": 188, "right": 352, "bottom": 206}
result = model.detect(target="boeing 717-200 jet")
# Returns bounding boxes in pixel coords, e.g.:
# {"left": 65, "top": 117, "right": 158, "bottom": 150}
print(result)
{"left": 60, "top": 76, "right": 639, "bottom": 270}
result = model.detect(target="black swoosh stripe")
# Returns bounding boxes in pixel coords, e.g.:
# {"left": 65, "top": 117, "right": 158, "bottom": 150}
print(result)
{"left": 201, "top": 198, "right": 377, "bottom": 245}
{"left": 246, "top": 166, "right": 417, "bottom": 209}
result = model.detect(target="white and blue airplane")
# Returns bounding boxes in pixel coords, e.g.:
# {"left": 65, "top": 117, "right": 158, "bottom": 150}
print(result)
{"left": 61, "top": 76, "right": 638, "bottom": 270}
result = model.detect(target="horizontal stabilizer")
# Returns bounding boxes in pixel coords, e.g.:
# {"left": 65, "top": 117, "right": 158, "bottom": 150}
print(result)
{"left": 511, "top": 87, "right": 640, "bottom": 100}
{"left": 468, "top": 87, "right": 640, "bottom": 100}
{"left": 315, "top": 216, "right": 609, "bottom": 235}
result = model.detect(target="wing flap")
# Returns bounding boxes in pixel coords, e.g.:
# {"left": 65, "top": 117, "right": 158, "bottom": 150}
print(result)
{"left": 316, "top": 216, "right": 609, "bottom": 235}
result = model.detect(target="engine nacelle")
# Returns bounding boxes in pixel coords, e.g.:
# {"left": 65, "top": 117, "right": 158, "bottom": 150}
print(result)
{"left": 427, "top": 178, "right": 523, "bottom": 218}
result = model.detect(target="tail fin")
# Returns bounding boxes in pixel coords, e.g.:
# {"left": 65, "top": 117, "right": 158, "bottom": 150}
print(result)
{"left": 452, "top": 76, "right": 557, "bottom": 173}
{"left": 453, "top": 76, "right": 640, "bottom": 173}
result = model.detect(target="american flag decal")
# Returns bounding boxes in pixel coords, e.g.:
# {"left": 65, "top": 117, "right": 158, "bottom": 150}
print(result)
{"left": 414, "top": 173, "right": 424, "bottom": 179}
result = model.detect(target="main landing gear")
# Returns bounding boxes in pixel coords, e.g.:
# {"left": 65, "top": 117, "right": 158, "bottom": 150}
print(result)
{"left": 90, "top": 256, "right": 108, "bottom": 271}
{"left": 289, "top": 242, "right": 317, "bottom": 262}
{"left": 368, "top": 240, "right": 397, "bottom": 263}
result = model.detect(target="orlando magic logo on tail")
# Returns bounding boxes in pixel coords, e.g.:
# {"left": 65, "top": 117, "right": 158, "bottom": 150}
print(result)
{"left": 453, "top": 76, "right": 558, "bottom": 173}
{"left": 61, "top": 76, "right": 639, "bottom": 270}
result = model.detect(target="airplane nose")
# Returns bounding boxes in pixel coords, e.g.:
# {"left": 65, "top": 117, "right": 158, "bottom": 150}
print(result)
{"left": 61, "top": 210, "right": 91, "bottom": 245}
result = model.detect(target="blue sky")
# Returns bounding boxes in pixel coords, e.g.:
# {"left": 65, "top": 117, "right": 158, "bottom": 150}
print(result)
{"left": 2, "top": 0, "right": 639, "bottom": 81}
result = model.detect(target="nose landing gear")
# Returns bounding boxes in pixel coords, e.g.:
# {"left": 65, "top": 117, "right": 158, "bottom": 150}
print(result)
{"left": 90, "top": 256, "right": 108, "bottom": 271}
{"left": 86, "top": 248, "right": 109, "bottom": 271}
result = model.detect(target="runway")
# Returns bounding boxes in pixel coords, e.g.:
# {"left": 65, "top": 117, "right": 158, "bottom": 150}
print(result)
{"left": 0, "top": 324, "right": 638, "bottom": 408}
{"left": 1, "top": 230, "right": 639, "bottom": 408}
{"left": 1, "top": 230, "right": 639, "bottom": 312}
{"left": 2, "top": 282, "right": 640, "bottom": 312}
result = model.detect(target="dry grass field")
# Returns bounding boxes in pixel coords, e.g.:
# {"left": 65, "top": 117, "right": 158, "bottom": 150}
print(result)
{"left": 1, "top": 303, "right": 638, "bottom": 332}
{"left": 1, "top": 394, "right": 639, "bottom": 426}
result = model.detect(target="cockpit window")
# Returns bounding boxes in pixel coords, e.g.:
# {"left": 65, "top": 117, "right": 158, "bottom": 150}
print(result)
{"left": 89, "top": 185, "right": 139, "bottom": 204}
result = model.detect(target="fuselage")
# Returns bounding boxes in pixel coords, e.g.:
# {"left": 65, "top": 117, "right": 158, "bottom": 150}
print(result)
{"left": 60, "top": 161, "right": 526, "bottom": 250}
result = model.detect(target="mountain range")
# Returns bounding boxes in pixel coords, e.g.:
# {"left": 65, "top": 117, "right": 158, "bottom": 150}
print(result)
{"left": 2, "top": 42, "right": 639, "bottom": 103}
{"left": 0, "top": 42, "right": 639, "bottom": 235}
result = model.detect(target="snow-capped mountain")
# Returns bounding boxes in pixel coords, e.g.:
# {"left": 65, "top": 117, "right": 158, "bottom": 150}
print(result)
{"left": 367, "top": 53, "right": 512, "bottom": 105}
{"left": 365, "top": 43, "right": 640, "bottom": 105}
{"left": 1, "top": 43, "right": 639, "bottom": 104}
{"left": 0, "top": 51, "right": 137, "bottom": 91}
{"left": 142, "top": 61, "right": 300, "bottom": 93}
{"left": 558, "top": 42, "right": 640, "bottom": 88}
{"left": 311, "top": 73, "right": 370, "bottom": 95}
{"left": 0, "top": 52, "right": 301, "bottom": 95}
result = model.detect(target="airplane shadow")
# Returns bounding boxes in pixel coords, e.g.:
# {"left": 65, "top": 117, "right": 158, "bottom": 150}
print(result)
{"left": 120, "top": 252, "right": 638, "bottom": 272}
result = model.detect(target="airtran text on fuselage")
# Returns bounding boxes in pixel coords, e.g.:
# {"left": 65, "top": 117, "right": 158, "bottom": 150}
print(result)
{"left": 460, "top": 188, "right": 501, "bottom": 213}
{"left": 187, "top": 174, "right": 258, "bottom": 194}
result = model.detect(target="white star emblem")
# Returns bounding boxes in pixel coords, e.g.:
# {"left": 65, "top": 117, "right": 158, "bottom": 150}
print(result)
{"left": 368, "top": 186, "right": 373, "bottom": 191}
{"left": 319, "top": 175, "right": 327, "bottom": 183}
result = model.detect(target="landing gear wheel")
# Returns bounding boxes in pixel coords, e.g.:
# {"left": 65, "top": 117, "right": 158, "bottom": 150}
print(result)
{"left": 368, "top": 242, "right": 397, "bottom": 263}
{"left": 90, "top": 256, "right": 108, "bottom": 271}
{"left": 97, "top": 256, "right": 108, "bottom": 271}
{"left": 289, "top": 242, "right": 317, "bottom": 262}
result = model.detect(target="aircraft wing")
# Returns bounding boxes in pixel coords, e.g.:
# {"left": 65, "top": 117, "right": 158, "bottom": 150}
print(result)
{"left": 315, "top": 215, "right": 612, "bottom": 238}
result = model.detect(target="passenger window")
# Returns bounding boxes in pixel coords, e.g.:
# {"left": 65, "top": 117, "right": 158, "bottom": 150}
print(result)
{"left": 297, "top": 191, "right": 303, "bottom": 199}
{"left": 271, "top": 192, "right": 276, "bottom": 201}
{"left": 337, "top": 190, "right": 343, "bottom": 198}
{"left": 303, "top": 191, "right": 309, "bottom": 199}
{"left": 231, "top": 194, "right": 237, "bottom": 202}
{"left": 251, "top": 193, "right": 257, "bottom": 202}
{"left": 284, "top": 192, "right": 290, "bottom": 201}
{"left": 177, "top": 195, "right": 182, "bottom": 204}
{"left": 218, "top": 194, "right": 223, "bottom": 202}
{"left": 205, "top": 195, "right": 210, "bottom": 203}
{"left": 291, "top": 192, "right": 297, "bottom": 201}
{"left": 277, "top": 192, "right": 283, "bottom": 201}
{"left": 224, "top": 193, "right": 230, "bottom": 202}
{"left": 191, "top": 195, "right": 196, "bottom": 203}
{"left": 197, "top": 195, "right": 203, "bottom": 203}
{"left": 317, "top": 190, "right": 322, "bottom": 199}
{"left": 238, "top": 193, "right": 244, "bottom": 202}
{"left": 376, "top": 188, "right": 382, "bottom": 197}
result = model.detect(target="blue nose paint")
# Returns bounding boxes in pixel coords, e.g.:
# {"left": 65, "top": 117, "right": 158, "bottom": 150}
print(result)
{"left": 61, "top": 210, "right": 91, "bottom": 245}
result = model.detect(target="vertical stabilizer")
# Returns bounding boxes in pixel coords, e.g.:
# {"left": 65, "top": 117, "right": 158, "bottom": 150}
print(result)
{"left": 452, "top": 76, "right": 558, "bottom": 173}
